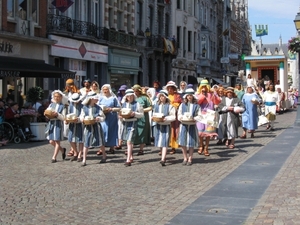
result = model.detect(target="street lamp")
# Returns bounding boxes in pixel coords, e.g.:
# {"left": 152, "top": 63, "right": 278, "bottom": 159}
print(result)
{"left": 145, "top": 27, "right": 151, "bottom": 38}
{"left": 293, "top": 9, "right": 300, "bottom": 126}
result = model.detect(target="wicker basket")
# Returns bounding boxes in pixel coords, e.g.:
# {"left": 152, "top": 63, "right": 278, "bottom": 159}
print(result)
{"left": 44, "top": 110, "right": 56, "bottom": 119}
{"left": 65, "top": 118, "right": 78, "bottom": 123}
{"left": 152, "top": 117, "right": 164, "bottom": 122}
{"left": 121, "top": 114, "right": 133, "bottom": 119}
{"left": 83, "top": 119, "right": 96, "bottom": 125}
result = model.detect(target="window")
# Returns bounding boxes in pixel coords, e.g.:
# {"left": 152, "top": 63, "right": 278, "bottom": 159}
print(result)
{"left": 188, "top": 31, "right": 191, "bottom": 51}
{"left": 7, "top": 0, "right": 38, "bottom": 23}
{"left": 177, "top": 26, "right": 181, "bottom": 48}
{"left": 177, "top": 0, "right": 180, "bottom": 9}
{"left": 165, "top": 14, "right": 169, "bottom": 37}
{"left": 137, "top": 1, "right": 143, "bottom": 32}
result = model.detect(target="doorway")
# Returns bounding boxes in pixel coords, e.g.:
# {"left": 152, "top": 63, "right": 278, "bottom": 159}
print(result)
{"left": 261, "top": 69, "right": 275, "bottom": 84}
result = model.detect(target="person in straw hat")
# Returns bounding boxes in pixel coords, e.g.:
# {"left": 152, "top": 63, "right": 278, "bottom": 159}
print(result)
{"left": 165, "top": 81, "right": 182, "bottom": 154}
{"left": 79, "top": 91, "right": 106, "bottom": 166}
{"left": 132, "top": 84, "right": 152, "bottom": 155}
{"left": 119, "top": 89, "right": 144, "bottom": 166}
{"left": 45, "top": 90, "right": 68, "bottom": 163}
{"left": 177, "top": 88, "right": 201, "bottom": 165}
{"left": 152, "top": 90, "right": 176, "bottom": 166}
{"left": 196, "top": 79, "right": 221, "bottom": 156}
{"left": 65, "top": 93, "right": 85, "bottom": 162}
{"left": 217, "top": 87, "right": 245, "bottom": 149}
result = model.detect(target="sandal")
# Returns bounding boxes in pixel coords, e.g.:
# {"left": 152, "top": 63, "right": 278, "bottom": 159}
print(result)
{"left": 250, "top": 133, "right": 254, "bottom": 138}
{"left": 204, "top": 147, "right": 210, "bottom": 156}
{"left": 228, "top": 144, "right": 235, "bottom": 149}
{"left": 115, "top": 146, "right": 122, "bottom": 150}
{"left": 198, "top": 147, "right": 203, "bottom": 155}
{"left": 240, "top": 134, "right": 246, "bottom": 139}
{"left": 107, "top": 148, "right": 115, "bottom": 154}
{"left": 96, "top": 150, "right": 103, "bottom": 155}
{"left": 216, "top": 140, "right": 223, "bottom": 145}
{"left": 266, "top": 125, "right": 271, "bottom": 130}
{"left": 137, "top": 150, "right": 144, "bottom": 156}
{"left": 169, "top": 148, "right": 176, "bottom": 154}
{"left": 67, "top": 150, "right": 74, "bottom": 157}
{"left": 124, "top": 150, "right": 128, "bottom": 155}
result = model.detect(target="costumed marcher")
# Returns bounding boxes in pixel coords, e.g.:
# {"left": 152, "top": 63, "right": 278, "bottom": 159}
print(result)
{"left": 240, "top": 86, "right": 261, "bottom": 138}
{"left": 98, "top": 84, "right": 121, "bottom": 155}
{"left": 177, "top": 88, "right": 201, "bottom": 165}
{"left": 66, "top": 93, "right": 84, "bottom": 162}
{"left": 261, "top": 84, "right": 278, "bottom": 131}
{"left": 234, "top": 83, "right": 245, "bottom": 100}
{"left": 246, "top": 74, "right": 257, "bottom": 89}
{"left": 91, "top": 81, "right": 101, "bottom": 94}
{"left": 178, "top": 81, "right": 188, "bottom": 97}
{"left": 79, "top": 91, "right": 106, "bottom": 166}
{"left": 166, "top": 81, "right": 182, "bottom": 154}
{"left": 80, "top": 79, "right": 92, "bottom": 97}
{"left": 217, "top": 87, "right": 245, "bottom": 149}
{"left": 116, "top": 85, "right": 127, "bottom": 150}
{"left": 153, "top": 80, "right": 162, "bottom": 96}
{"left": 45, "top": 90, "right": 68, "bottom": 163}
{"left": 152, "top": 90, "right": 176, "bottom": 166}
{"left": 132, "top": 84, "right": 152, "bottom": 155}
{"left": 120, "top": 89, "right": 144, "bottom": 166}
{"left": 147, "top": 87, "right": 157, "bottom": 142}
{"left": 276, "top": 87, "right": 285, "bottom": 113}
{"left": 215, "top": 87, "right": 226, "bottom": 145}
{"left": 196, "top": 79, "right": 220, "bottom": 156}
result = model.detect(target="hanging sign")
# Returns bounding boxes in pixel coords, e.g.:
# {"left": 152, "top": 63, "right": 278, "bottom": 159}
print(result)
{"left": 51, "top": 0, "right": 74, "bottom": 13}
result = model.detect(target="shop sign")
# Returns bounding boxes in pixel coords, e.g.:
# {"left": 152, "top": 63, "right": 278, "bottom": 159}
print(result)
{"left": 0, "top": 42, "right": 13, "bottom": 53}
{"left": 0, "top": 70, "right": 20, "bottom": 77}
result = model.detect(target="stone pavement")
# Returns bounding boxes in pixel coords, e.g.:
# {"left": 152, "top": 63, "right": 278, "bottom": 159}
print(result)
{"left": 0, "top": 109, "right": 298, "bottom": 225}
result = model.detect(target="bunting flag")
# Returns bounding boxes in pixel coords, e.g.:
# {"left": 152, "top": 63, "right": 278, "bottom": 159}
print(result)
{"left": 255, "top": 25, "right": 268, "bottom": 37}
{"left": 163, "top": 38, "right": 176, "bottom": 55}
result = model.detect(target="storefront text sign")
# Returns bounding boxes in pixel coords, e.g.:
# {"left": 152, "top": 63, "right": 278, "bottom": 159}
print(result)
{"left": 0, "top": 42, "right": 13, "bottom": 53}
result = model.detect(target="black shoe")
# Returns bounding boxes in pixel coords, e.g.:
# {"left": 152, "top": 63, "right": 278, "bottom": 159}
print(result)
{"left": 51, "top": 159, "right": 57, "bottom": 163}
{"left": 81, "top": 162, "right": 87, "bottom": 167}
{"left": 160, "top": 161, "right": 166, "bottom": 166}
{"left": 124, "top": 162, "right": 131, "bottom": 167}
{"left": 99, "top": 158, "right": 107, "bottom": 164}
{"left": 70, "top": 155, "right": 78, "bottom": 162}
{"left": 62, "top": 148, "right": 66, "bottom": 160}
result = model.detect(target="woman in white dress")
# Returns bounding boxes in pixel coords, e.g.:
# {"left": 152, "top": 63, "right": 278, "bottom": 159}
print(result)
{"left": 261, "top": 84, "right": 278, "bottom": 130}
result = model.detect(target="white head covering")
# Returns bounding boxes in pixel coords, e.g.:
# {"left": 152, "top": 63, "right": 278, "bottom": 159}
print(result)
{"left": 100, "top": 84, "right": 117, "bottom": 98}
{"left": 165, "top": 81, "right": 178, "bottom": 89}
{"left": 82, "top": 91, "right": 100, "bottom": 105}
{"left": 147, "top": 87, "right": 156, "bottom": 101}
{"left": 157, "top": 90, "right": 169, "bottom": 99}
{"left": 121, "top": 89, "right": 136, "bottom": 104}
{"left": 183, "top": 88, "right": 197, "bottom": 99}
{"left": 51, "top": 90, "right": 68, "bottom": 105}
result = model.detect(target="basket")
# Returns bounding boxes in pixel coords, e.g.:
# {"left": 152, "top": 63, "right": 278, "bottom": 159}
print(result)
{"left": 83, "top": 119, "right": 96, "bottom": 125}
{"left": 152, "top": 117, "right": 164, "bottom": 122}
{"left": 44, "top": 110, "right": 56, "bottom": 119}
{"left": 65, "top": 118, "right": 78, "bottom": 123}
{"left": 251, "top": 100, "right": 259, "bottom": 105}
{"left": 121, "top": 114, "right": 133, "bottom": 119}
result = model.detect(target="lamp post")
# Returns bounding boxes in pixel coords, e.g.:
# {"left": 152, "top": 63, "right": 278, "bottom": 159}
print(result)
{"left": 293, "top": 9, "right": 300, "bottom": 126}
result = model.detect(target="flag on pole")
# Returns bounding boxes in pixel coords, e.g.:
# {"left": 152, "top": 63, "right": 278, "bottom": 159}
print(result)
{"left": 255, "top": 25, "right": 268, "bottom": 37}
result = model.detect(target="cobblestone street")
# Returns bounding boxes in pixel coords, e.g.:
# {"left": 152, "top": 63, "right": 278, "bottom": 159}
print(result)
{"left": 0, "top": 109, "right": 297, "bottom": 225}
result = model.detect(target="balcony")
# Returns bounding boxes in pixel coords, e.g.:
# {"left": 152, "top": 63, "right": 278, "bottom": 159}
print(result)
{"left": 47, "top": 14, "right": 136, "bottom": 47}
{"left": 146, "top": 35, "right": 164, "bottom": 49}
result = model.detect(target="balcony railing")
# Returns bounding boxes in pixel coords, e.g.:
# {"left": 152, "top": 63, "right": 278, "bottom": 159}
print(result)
{"left": 146, "top": 35, "right": 164, "bottom": 49}
{"left": 47, "top": 14, "right": 136, "bottom": 46}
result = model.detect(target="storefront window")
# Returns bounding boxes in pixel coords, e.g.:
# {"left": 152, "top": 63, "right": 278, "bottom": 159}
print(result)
{"left": 110, "top": 74, "right": 132, "bottom": 94}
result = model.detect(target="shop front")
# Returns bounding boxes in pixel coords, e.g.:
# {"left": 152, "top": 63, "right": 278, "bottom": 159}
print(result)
{"left": 49, "top": 35, "right": 108, "bottom": 89}
{"left": 108, "top": 49, "right": 140, "bottom": 92}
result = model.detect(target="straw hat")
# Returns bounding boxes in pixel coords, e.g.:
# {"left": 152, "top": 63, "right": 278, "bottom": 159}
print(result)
{"left": 82, "top": 91, "right": 99, "bottom": 105}
{"left": 158, "top": 90, "right": 169, "bottom": 99}
{"left": 132, "top": 84, "right": 142, "bottom": 92}
{"left": 165, "top": 81, "right": 178, "bottom": 89}
{"left": 69, "top": 93, "right": 84, "bottom": 103}
{"left": 183, "top": 88, "right": 197, "bottom": 99}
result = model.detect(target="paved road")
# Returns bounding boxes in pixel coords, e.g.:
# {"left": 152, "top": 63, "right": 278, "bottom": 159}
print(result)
{"left": 0, "top": 109, "right": 297, "bottom": 225}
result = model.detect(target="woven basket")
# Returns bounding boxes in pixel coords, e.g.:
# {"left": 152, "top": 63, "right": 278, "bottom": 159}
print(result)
{"left": 121, "top": 114, "right": 133, "bottom": 119}
{"left": 44, "top": 110, "right": 56, "bottom": 119}
{"left": 83, "top": 119, "right": 96, "bottom": 125}
{"left": 152, "top": 117, "right": 164, "bottom": 122}
{"left": 65, "top": 118, "right": 78, "bottom": 123}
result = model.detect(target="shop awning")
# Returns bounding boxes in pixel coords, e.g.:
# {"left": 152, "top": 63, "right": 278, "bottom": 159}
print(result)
{"left": 211, "top": 77, "right": 227, "bottom": 86}
{"left": 0, "top": 56, "right": 75, "bottom": 78}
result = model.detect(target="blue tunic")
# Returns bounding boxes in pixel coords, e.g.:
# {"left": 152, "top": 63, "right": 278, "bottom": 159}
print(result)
{"left": 121, "top": 101, "right": 138, "bottom": 143}
{"left": 153, "top": 103, "right": 172, "bottom": 147}
{"left": 68, "top": 102, "right": 83, "bottom": 143}
{"left": 177, "top": 103, "right": 200, "bottom": 148}
{"left": 46, "top": 102, "right": 65, "bottom": 141}
{"left": 81, "top": 105, "right": 105, "bottom": 148}
{"left": 98, "top": 96, "right": 120, "bottom": 147}
{"left": 242, "top": 93, "right": 259, "bottom": 130}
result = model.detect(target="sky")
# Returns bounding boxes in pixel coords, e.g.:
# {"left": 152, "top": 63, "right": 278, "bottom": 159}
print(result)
{"left": 248, "top": 0, "right": 300, "bottom": 44}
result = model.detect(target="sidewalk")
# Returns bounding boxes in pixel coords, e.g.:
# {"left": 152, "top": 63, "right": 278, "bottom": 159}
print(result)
{"left": 168, "top": 109, "right": 300, "bottom": 225}
{"left": 0, "top": 109, "right": 298, "bottom": 225}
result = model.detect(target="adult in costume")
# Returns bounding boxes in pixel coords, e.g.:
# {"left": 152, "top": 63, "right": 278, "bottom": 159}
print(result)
{"left": 132, "top": 84, "right": 152, "bottom": 155}
{"left": 217, "top": 87, "right": 245, "bottom": 149}
{"left": 240, "top": 86, "right": 261, "bottom": 138}
{"left": 261, "top": 84, "right": 278, "bottom": 130}
{"left": 196, "top": 79, "right": 220, "bottom": 156}
{"left": 166, "top": 81, "right": 182, "bottom": 154}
